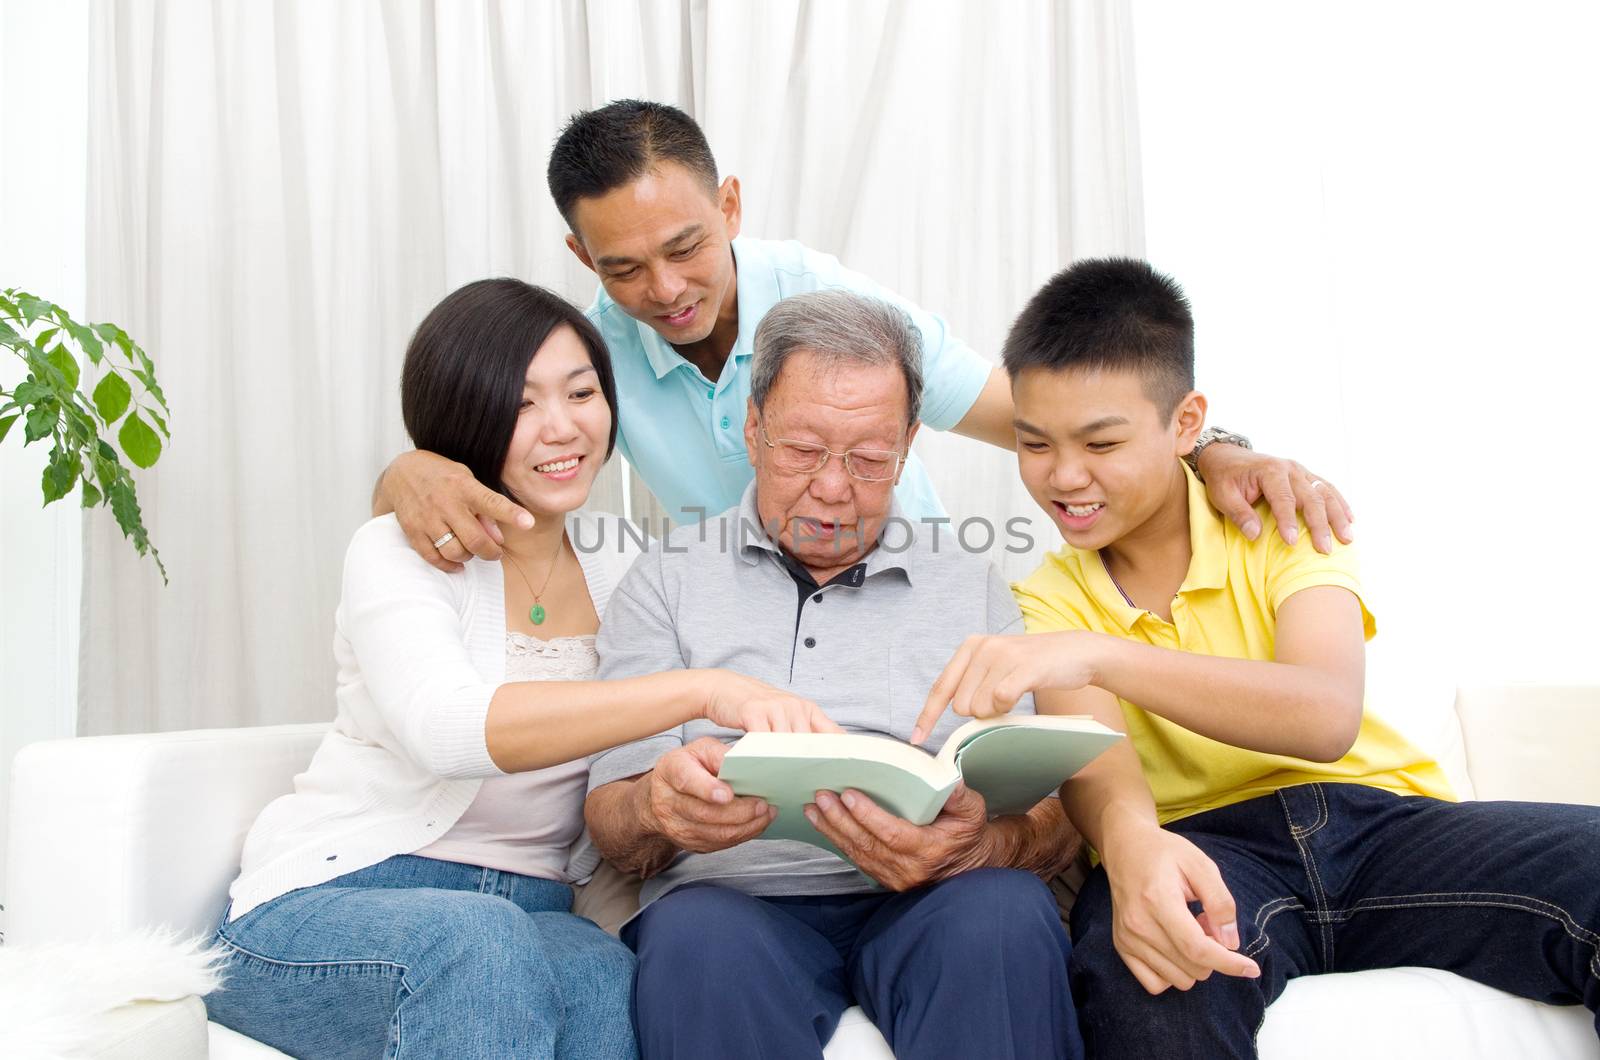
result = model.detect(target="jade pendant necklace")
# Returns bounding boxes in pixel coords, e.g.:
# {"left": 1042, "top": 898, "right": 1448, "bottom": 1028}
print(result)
{"left": 505, "top": 534, "right": 564, "bottom": 626}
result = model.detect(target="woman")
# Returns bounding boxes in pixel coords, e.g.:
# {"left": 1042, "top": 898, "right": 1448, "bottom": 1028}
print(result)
{"left": 205, "top": 279, "right": 835, "bottom": 1059}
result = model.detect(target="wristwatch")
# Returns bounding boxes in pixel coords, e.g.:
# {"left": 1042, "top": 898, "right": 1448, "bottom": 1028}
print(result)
{"left": 1185, "top": 426, "right": 1253, "bottom": 477}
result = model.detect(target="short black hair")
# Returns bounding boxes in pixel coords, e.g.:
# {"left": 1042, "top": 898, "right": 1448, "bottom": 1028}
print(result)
{"left": 1001, "top": 257, "right": 1195, "bottom": 419}
{"left": 547, "top": 99, "right": 719, "bottom": 230}
{"left": 401, "top": 279, "right": 618, "bottom": 500}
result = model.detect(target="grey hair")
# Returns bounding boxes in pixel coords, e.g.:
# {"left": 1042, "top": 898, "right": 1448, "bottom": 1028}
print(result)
{"left": 750, "top": 289, "right": 923, "bottom": 424}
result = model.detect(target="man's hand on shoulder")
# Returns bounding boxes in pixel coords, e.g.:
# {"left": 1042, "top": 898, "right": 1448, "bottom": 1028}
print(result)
{"left": 636, "top": 737, "right": 777, "bottom": 855}
{"left": 1194, "top": 443, "right": 1354, "bottom": 555}
{"left": 379, "top": 450, "right": 534, "bottom": 572}
{"left": 805, "top": 783, "right": 996, "bottom": 891}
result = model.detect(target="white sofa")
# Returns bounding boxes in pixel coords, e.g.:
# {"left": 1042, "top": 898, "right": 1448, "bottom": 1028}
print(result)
{"left": 6, "top": 684, "right": 1598, "bottom": 1059}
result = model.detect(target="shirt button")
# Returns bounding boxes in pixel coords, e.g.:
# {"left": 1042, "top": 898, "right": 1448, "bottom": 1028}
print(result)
{"left": 706, "top": 387, "right": 714, "bottom": 399}
{"left": 804, "top": 637, "right": 816, "bottom": 648}
{"left": 720, "top": 416, "right": 731, "bottom": 429}
{"left": 812, "top": 594, "right": 823, "bottom": 603}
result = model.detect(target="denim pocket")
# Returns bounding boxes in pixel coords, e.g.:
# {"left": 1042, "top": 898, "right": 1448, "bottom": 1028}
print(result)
{"left": 206, "top": 938, "right": 406, "bottom": 1058}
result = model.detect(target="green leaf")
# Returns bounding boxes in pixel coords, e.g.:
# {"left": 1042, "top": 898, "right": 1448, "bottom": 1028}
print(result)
{"left": 107, "top": 476, "right": 143, "bottom": 538}
{"left": 46, "top": 343, "right": 80, "bottom": 391}
{"left": 35, "top": 326, "right": 59, "bottom": 349}
{"left": 63, "top": 403, "right": 97, "bottom": 444}
{"left": 24, "top": 348, "right": 59, "bottom": 385}
{"left": 107, "top": 474, "right": 169, "bottom": 586}
{"left": 80, "top": 479, "right": 103, "bottom": 508}
{"left": 93, "top": 451, "right": 119, "bottom": 489}
{"left": 18, "top": 296, "right": 51, "bottom": 325}
{"left": 64, "top": 322, "right": 97, "bottom": 363}
{"left": 78, "top": 329, "right": 103, "bottom": 365}
{"left": 0, "top": 412, "right": 18, "bottom": 443}
{"left": 0, "top": 319, "right": 19, "bottom": 345}
{"left": 118, "top": 410, "right": 161, "bottom": 467}
{"left": 14, "top": 379, "right": 51, "bottom": 406}
{"left": 146, "top": 406, "right": 169, "bottom": 437}
{"left": 97, "top": 439, "right": 118, "bottom": 462}
{"left": 92, "top": 372, "right": 132, "bottom": 424}
{"left": 24, "top": 403, "right": 57, "bottom": 444}
{"left": 41, "top": 446, "right": 81, "bottom": 504}
{"left": 93, "top": 322, "right": 121, "bottom": 342}
{"left": 132, "top": 365, "right": 168, "bottom": 409}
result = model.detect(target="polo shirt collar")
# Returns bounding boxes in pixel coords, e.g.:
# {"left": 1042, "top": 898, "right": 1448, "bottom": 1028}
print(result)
{"left": 1081, "top": 461, "right": 1227, "bottom": 632}
{"left": 629, "top": 236, "right": 769, "bottom": 381}
{"left": 730, "top": 236, "right": 779, "bottom": 367}
{"left": 734, "top": 479, "right": 914, "bottom": 584}
{"left": 1177, "top": 460, "right": 1229, "bottom": 594}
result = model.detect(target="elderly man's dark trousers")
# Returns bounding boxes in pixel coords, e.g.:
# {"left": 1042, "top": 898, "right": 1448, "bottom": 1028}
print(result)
{"left": 624, "top": 867, "right": 1082, "bottom": 1060}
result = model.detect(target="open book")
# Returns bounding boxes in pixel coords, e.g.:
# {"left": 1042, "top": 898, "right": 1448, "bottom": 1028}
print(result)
{"left": 717, "top": 715, "right": 1122, "bottom": 856}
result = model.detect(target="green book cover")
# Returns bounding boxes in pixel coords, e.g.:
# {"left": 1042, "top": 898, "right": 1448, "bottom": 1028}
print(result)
{"left": 717, "top": 715, "right": 1122, "bottom": 857}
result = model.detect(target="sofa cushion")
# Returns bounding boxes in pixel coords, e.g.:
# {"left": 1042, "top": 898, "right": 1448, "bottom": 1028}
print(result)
{"left": 1258, "top": 966, "right": 1596, "bottom": 1058}
{"left": 1456, "top": 685, "right": 1600, "bottom": 805}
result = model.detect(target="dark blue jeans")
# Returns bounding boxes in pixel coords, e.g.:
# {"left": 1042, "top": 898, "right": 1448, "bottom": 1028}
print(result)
{"left": 1069, "top": 784, "right": 1600, "bottom": 1059}
{"left": 625, "top": 867, "right": 1082, "bottom": 1060}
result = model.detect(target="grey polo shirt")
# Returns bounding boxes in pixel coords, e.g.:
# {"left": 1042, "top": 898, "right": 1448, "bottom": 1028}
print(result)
{"left": 588, "top": 481, "right": 1035, "bottom": 908}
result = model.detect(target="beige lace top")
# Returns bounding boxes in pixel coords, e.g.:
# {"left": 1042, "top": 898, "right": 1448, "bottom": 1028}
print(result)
{"left": 414, "top": 632, "right": 599, "bottom": 882}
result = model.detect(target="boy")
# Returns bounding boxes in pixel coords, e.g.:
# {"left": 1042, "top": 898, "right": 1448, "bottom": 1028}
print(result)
{"left": 912, "top": 258, "right": 1600, "bottom": 1057}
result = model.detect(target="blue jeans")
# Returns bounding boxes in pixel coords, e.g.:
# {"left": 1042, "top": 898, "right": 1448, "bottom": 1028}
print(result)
{"left": 1069, "top": 784, "right": 1600, "bottom": 1059}
{"left": 205, "top": 854, "right": 638, "bottom": 1060}
{"left": 626, "top": 867, "right": 1082, "bottom": 1060}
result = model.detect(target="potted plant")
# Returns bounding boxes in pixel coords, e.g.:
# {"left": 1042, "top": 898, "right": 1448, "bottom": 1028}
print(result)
{"left": 0, "top": 289, "right": 170, "bottom": 581}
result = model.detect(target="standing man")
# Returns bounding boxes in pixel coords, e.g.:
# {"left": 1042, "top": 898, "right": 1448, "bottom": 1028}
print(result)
{"left": 377, "top": 100, "right": 1351, "bottom": 568}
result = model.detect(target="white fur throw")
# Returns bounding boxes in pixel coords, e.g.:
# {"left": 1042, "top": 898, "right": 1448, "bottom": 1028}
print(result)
{"left": 0, "top": 929, "right": 226, "bottom": 1059}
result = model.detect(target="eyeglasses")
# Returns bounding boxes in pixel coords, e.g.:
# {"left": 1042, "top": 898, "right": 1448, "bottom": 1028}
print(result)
{"left": 757, "top": 422, "right": 904, "bottom": 482}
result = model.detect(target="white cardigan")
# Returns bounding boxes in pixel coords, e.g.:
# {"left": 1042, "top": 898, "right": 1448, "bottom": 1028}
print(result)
{"left": 227, "top": 509, "right": 645, "bottom": 919}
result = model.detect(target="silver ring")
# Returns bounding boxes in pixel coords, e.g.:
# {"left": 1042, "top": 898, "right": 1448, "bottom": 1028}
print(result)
{"left": 1309, "top": 480, "right": 1326, "bottom": 491}
{"left": 432, "top": 531, "right": 456, "bottom": 550}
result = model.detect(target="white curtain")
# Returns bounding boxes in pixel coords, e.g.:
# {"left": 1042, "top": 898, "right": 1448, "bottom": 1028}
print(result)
{"left": 81, "top": 0, "right": 1143, "bottom": 734}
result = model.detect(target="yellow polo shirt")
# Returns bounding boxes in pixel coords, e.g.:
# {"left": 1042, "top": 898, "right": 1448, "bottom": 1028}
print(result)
{"left": 1013, "top": 463, "right": 1453, "bottom": 825}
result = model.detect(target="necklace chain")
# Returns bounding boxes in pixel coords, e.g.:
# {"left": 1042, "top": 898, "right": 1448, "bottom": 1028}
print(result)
{"left": 506, "top": 533, "right": 564, "bottom": 625}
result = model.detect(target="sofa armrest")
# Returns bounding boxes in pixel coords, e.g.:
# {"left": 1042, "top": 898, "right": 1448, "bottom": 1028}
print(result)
{"left": 1456, "top": 685, "right": 1600, "bottom": 805}
{"left": 5, "top": 724, "right": 327, "bottom": 945}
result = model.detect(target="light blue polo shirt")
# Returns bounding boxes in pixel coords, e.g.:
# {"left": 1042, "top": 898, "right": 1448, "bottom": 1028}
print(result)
{"left": 585, "top": 236, "right": 992, "bottom": 523}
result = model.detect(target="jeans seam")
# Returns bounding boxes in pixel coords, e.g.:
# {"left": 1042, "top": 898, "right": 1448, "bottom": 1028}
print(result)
{"left": 1280, "top": 787, "right": 1334, "bottom": 969}
{"left": 1240, "top": 895, "right": 1306, "bottom": 959}
{"left": 1286, "top": 783, "right": 1329, "bottom": 838}
{"left": 214, "top": 933, "right": 411, "bottom": 977}
{"left": 1321, "top": 890, "right": 1600, "bottom": 978}
{"left": 389, "top": 983, "right": 409, "bottom": 1059}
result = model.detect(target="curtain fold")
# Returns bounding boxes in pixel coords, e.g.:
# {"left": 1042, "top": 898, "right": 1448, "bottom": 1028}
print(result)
{"left": 81, "top": 0, "right": 1142, "bottom": 734}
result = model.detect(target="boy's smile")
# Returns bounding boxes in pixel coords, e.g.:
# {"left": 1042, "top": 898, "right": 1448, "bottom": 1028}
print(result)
{"left": 1054, "top": 499, "right": 1108, "bottom": 533}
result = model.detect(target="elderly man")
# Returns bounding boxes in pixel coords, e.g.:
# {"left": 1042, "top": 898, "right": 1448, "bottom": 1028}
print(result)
{"left": 584, "top": 289, "right": 1084, "bottom": 1060}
